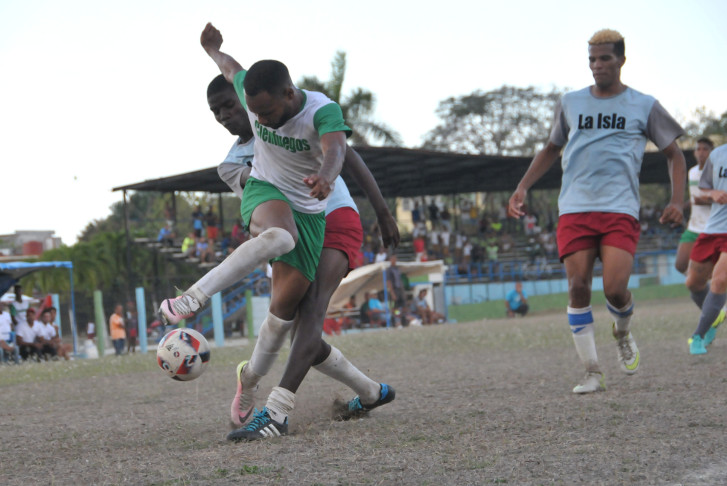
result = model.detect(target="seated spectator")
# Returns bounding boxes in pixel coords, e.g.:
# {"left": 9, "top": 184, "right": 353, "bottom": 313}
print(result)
{"left": 340, "top": 295, "right": 357, "bottom": 331}
{"left": 505, "top": 281, "right": 529, "bottom": 318}
{"left": 0, "top": 302, "right": 19, "bottom": 363}
{"left": 367, "top": 291, "right": 387, "bottom": 327}
{"left": 196, "top": 238, "right": 215, "bottom": 263}
{"left": 48, "top": 307, "right": 72, "bottom": 360}
{"left": 16, "top": 308, "right": 42, "bottom": 361}
{"left": 181, "top": 232, "right": 197, "bottom": 257}
{"left": 362, "top": 243, "right": 375, "bottom": 265}
{"left": 415, "top": 288, "right": 445, "bottom": 324}
{"left": 32, "top": 309, "right": 57, "bottom": 360}
{"left": 157, "top": 224, "right": 174, "bottom": 247}
{"left": 358, "top": 293, "right": 371, "bottom": 328}
{"left": 38, "top": 308, "right": 65, "bottom": 360}
{"left": 231, "top": 218, "right": 247, "bottom": 248}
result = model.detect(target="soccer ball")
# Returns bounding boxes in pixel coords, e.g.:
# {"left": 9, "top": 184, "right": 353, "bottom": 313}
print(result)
{"left": 156, "top": 328, "right": 211, "bottom": 381}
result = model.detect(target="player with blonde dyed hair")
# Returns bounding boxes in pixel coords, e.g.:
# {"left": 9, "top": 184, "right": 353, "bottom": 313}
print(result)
{"left": 509, "top": 28, "right": 686, "bottom": 394}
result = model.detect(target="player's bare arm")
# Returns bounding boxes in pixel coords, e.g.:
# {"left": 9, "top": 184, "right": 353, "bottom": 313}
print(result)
{"left": 200, "top": 23, "right": 244, "bottom": 83}
{"left": 343, "top": 147, "right": 400, "bottom": 248}
{"left": 508, "top": 142, "right": 562, "bottom": 218}
{"left": 705, "top": 189, "right": 727, "bottom": 205}
{"left": 659, "top": 141, "right": 687, "bottom": 225}
{"left": 304, "top": 131, "right": 346, "bottom": 200}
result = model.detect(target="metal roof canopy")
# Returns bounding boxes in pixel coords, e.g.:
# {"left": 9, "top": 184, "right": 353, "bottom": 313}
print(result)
{"left": 113, "top": 146, "right": 696, "bottom": 198}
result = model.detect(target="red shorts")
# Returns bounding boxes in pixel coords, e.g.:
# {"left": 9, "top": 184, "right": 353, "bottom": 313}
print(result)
{"left": 557, "top": 212, "right": 640, "bottom": 260}
{"left": 690, "top": 233, "right": 727, "bottom": 264}
{"left": 206, "top": 226, "right": 219, "bottom": 240}
{"left": 324, "top": 207, "right": 364, "bottom": 271}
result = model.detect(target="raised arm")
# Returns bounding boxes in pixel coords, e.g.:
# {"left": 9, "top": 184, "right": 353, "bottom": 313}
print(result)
{"left": 343, "top": 147, "right": 400, "bottom": 249}
{"left": 508, "top": 141, "right": 562, "bottom": 218}
{"left": 200, "top": 23, "right": 244, "bottom": 83}
{"left": 658, "top": 141, "right": 686, "bottom": 225}
{"left": 304, "top": 131, "right": 346, "bottom": 200}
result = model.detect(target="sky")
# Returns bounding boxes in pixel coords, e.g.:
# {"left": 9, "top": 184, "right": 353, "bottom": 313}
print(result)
{"left": 1, "top": 0, "right": 726, "bottom": 245}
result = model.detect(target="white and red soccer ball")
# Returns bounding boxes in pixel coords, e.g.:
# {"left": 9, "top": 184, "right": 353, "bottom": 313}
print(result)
{"left": 156, "top": 328, "right": 211, "bottom": 381}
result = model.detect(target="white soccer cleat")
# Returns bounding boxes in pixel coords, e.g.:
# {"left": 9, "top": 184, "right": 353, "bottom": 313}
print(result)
{"left": 613, "top": 325, "right": 640, "bottom": 375}
{"left": 159, "top": 294, "right": 201, "bottom": 325}
{"left": 572, "top": 371, "right": 606, "bottom": 394}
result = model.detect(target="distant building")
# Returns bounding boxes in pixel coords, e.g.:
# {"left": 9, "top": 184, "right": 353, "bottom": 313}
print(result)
{"left": 0, "top": 230, "right": 63, "bottom": 258}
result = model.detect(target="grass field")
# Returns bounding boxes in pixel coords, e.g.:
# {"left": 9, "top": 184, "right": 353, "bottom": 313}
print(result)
{"left": 447, "top": 283, "right": 690, "bottom": 323}
{"left": 2, "top": 294, "right": 726, "bottom": 485}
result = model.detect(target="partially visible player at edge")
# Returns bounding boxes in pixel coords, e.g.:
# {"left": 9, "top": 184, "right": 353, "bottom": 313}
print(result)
{"left": 674, "top": 137, "right": 714, "bottom": 274}
{"left": 206, "top": 73, "right": 398, "bottom": 441}
{"left": 508, "top": 29, "right": 686, "bottom": 394}
{"left": 685, "top": 142, "right": 727, "bottom": 354}
{"left": 160, "top": 22, "right": 351, "bottom": 420}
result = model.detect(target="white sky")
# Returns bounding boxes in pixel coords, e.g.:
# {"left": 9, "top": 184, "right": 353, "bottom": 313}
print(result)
{"left": 2, "top": 0, "right": 726, "bottom": 244}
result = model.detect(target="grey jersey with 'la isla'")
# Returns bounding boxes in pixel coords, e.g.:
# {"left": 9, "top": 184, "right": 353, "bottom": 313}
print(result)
{"left": 550, "top": 86, "right": 684, "bottom": 220}
{"left": 699, "top": 145, "right": 727, "bottom": 234}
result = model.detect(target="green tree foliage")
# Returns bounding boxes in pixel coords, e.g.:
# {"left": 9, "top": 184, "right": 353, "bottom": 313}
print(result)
{"left": 298, "top": 51, "right": 401, "bottom": 146}
{"left": 681, "top": 107, "right": 727, "bottom": 146}
{"left": 423, "top": 85, "right": 564, "bottom": 156}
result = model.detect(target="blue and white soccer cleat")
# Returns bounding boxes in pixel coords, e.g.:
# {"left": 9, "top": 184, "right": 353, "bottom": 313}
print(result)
{"left": 227, "top": 407, "right": 288, "bottom": 442}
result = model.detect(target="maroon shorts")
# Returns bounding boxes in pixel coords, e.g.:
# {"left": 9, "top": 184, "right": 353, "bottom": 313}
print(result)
{"left": 557, "top": 212, "right": 640, "bottom": 260}
{"left": 690, "top": 233, "right": 727, "bottom": 264}
{"left": 324, "top": 207, "right": 364, "bottom": 271}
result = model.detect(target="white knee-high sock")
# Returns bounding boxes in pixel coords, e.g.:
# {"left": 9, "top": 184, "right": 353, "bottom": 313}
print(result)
{"left": 568, "top": 306, "right": 600, "bottom": 373}
{"left": 266, "top": 386, "right": 295, "bottom": 423}
{"left": 313, "top": 346, "right": 380, "bottom": 404}
{"left": 246, "top": 312, "right": 295, "bottom": 379}
{"left": 187, "top": 227, "right": 295, "bottom": 305}
{"left": 607, "top": 298, "right": 634, "bottom": 334}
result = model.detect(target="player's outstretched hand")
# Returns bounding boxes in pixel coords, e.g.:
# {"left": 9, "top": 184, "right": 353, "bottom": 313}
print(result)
{"left": 508, "top": 188, "right": 527, "bottom": 219}
{"left": 304, "top": 175, "right": 333, "bottom": 200}
{"left": 201, "top": 22, "right": 223, "bottom": 52}
{"left": 378, "top": 212, "right": 400, "bottom": 249}
{"left": 659, "top": 202, "right": 684, "bottom": 225}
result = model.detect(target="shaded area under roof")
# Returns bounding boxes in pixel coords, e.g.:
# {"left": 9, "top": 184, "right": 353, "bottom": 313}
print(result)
{"left": 113, "top": 146, "right": 696, "bottom": 198}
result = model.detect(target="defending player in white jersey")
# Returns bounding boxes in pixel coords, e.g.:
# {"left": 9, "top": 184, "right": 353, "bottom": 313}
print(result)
{"left": 675, "top": 138, "right": 714, "bottom": 274}
{"left": 508, "top": 29, "right": 686, "bottom": 394}
{"left": 685, "top": 143, "right": 727, "bottom": 354}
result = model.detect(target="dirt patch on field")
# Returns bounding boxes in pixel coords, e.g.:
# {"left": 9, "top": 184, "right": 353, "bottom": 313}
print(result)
{"left": 2, "top": 298, "right": 726, "bottom": 485}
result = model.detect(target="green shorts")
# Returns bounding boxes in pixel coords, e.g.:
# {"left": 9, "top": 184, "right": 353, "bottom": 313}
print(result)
{"left": 679, "top": 229, "right": 700, "bottom": 244}
{"left": 240, "top": 178, "right": 325, "bottom": 281}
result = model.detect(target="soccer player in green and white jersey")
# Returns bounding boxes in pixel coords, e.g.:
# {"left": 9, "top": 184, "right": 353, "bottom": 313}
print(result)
{"left": 161, "top": 23, "right": 349, "bottom": 419}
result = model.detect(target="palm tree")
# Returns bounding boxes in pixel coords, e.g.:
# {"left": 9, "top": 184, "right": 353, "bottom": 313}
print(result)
{"left": 298, "top": 51, "right": 401, "bottom": 147}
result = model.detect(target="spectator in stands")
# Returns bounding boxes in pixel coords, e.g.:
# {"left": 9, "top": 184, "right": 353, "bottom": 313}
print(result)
{"left": 440, "top": 228, "right": 451, "bottom": 260}
{"left": 485, "top": 238, "right": 499, "bottom": 263}
{"left": 374, "top": 245, "right": 388, "bottom": 263}
{"left": 524, "top": 212, "right": 538, "bottom": 235}
{"left": 415, "top": 288, "right": 445, "bottom": 324}
{"left": 157, "top": 223, "right": 174, "bottom": 247}
{"left": 463, "top": 238, "right": 473, "bottom": 266}
{"left": 192, "top": 204, "right": 204, "bottom": 238}
{"left": 205, "top": 206, "right": 219, "bottom": 241}
{"left": 428, "top": 228, "right": 440, "bottom": 259}
{"left": 0, "top": 302, "right": 19, "bottom": 363}
{"left": 196, "top": 237, "right": 215, "bottom": 263}
{"left": 413, "top": 234, "right": 426, "bottom": 262}
{"left": 109, "top": 304, "right": 126, "bottom": 356}
{"left": 411, "top": 201, "right": 422, "bottom": 227}
{"left": 231, "top": 218, "right": 247, "bottom": 248}
{"left": 164, "top": 201, "right": 175, "bottom": 227}
{"left": 15, "top": 308, "right": 41, "bottom": 361}
{"left": 37, "top": 309, "right": 61, "bottom": 360}
{"left": 181, "top": 231, "right": 197, "bottom": 258}
{"left": 340, "top": 295, "right": 357, "bottom": 331}
{"left": 428, "top": 200, "right": 440, "bottom": 228}
{"left": 367, "top": 291, "right": 387, "bottom": 327}
{"left": 440, "top": 207, "right": 452, "bottom": 232}
{"left": 505, "top": 281, "right": 529, "bottom": 318}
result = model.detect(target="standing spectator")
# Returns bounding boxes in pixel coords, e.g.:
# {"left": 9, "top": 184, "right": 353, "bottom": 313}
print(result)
{"left": 164, "top": 200, "right": 176, "bottom": 227}
{"left": 205, "top": 206, "right": 219, "bottom": 241}
{"left": 362, "top": 243, "right": 375, "bottom": 265}
{"left": 9, "top": 284, "right": 30, "bottom": 330}
{"left": 386, "top": 255, "right": 406, "bottom": 310}
{"left": 192, "top": 204, "right": 204, "bottom": 238}
{"left": 440, "top": 228, "right": 451, "bottom": 260}
{"left": 411, "top": 201, "right": 422, "bottom": 227}
{"left": 126, "top": 303, "right": 138, "bottom": 354}
{"left": 109, "top": 304, "right": 126, "bottom": 356}
{"left": 524, "top": 212, "right": 537, "bottom": 235}
{"left": 485, "top": 239, "right": 499, "bottom": 263}
{"left": 440, "top": 207, "right": 452, "bottom": 232}
{"left": 428, "top": 200, "right": 440, "bottom": 228}
{"left": 0, "top": 302, "right": 19, "bottom": 363}
{"left": 366, "top": 291, "right": 386, "bottom": 327}
{"left": 506, "top": 281, "right": 529, "bottom": 318}
{"left": 231, "top": 218, "right": 247, "bottom": 248}
{"left": 428, "top": 228, "right": 440, "bottom": 259}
